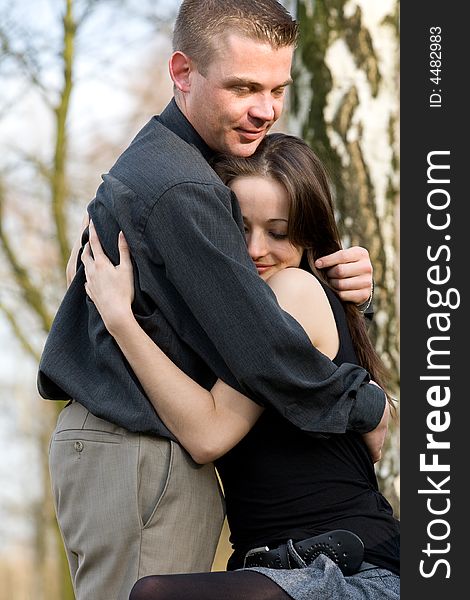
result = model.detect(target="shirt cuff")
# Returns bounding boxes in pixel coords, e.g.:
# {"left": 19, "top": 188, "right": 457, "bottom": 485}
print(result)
{"left": 348, "top": 381, "right": 386, "bottom": 433}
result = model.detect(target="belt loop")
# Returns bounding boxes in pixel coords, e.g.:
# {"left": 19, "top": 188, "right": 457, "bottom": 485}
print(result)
{"left": 287, "top": 539, "right": 308, "bottom": 568}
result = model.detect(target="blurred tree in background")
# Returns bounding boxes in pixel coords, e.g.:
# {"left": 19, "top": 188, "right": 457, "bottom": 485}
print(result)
{"left": 1, "top": 1, "right": 85, "bottom": 594}
{"left": 0, "top": 1, "right": 173, "bottom": 597}
{"left": 0, "top": 1, "right": 399, "bottom": 597}
{"left": 290, "top": 0, "right": 400, "bottom": 512}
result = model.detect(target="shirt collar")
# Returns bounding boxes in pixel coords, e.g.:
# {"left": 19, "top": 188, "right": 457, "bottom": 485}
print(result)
{"left": 158, "top": 98, "right": 216, "bottom": 164}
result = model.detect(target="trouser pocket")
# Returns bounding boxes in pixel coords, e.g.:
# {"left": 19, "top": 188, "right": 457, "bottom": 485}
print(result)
{"left": 137, "top": 433, "right": 173, "bottom": 527}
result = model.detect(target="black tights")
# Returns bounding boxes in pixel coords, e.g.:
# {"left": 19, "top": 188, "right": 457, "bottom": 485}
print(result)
{"left": 129, "top": 570, "right": 292, "bottom": 600}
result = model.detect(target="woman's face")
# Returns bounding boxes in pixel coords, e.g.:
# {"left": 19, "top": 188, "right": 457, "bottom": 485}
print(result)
{"left": 230, "top": 175, "right": 303, "bottom": 281}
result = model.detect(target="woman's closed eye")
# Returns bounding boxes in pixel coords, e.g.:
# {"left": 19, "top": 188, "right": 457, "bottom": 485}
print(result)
{"left": 270, "top": 231, "right": 288, "bottom": 240}
{"left": 243, "top": 226, "right": 287, "bottom": 240}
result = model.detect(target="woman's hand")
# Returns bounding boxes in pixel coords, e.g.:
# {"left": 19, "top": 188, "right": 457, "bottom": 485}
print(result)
{"left": 81, "top": 220, "right": 135, "bottom": 336}
{"left": 81, "top": 223, "right": 263, "bottom": 462}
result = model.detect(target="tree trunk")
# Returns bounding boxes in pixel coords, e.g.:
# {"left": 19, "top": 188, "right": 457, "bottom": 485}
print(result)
{"left": 290, "top": 0, "right": 400, "bottom": 512}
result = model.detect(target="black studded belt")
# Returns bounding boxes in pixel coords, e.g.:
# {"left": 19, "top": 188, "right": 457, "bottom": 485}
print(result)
{"left": 242, "top": 529, "right": 365, "bottom": 576}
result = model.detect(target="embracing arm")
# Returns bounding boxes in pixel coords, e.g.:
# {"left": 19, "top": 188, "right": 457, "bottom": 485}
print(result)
{"left": 83, "top": 222, "right": 388, "bottom": 463}
{"left": 144, "top": 184, "right": 385, "bottom": 435}
{"left": 65, "top": 189, "right": 379, "bottom": 436}
{"left": 82, "top": 222, "right": 262, "bottom": 463}
{"left": 106, "top": 313, "right": 263, "bottom": 464}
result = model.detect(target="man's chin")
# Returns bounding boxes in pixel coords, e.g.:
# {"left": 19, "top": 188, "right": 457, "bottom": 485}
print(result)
{"left": 228, "top": 137, "right": 265, "bottom": 158}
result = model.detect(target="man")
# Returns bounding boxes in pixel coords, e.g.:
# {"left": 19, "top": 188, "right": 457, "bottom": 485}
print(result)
{"left": 38, "top": 1, "right": 386, "bottom": 599}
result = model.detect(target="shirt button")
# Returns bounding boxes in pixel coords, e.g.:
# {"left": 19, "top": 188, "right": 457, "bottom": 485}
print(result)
{"left": 74, "top": 441, "right": 84, "bottom": 452}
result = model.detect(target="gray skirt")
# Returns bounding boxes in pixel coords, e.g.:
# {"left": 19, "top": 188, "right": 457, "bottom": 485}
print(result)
{"left": 245, "top": 555, "right": 400, "bottom": 599}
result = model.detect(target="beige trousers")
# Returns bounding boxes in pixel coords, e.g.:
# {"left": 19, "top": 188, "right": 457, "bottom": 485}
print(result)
{"left": 49, "top": 401, "right": 225, "bottom": 600}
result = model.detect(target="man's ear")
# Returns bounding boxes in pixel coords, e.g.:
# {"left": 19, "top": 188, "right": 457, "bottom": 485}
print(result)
{"left": 169, "top": 51, "right": 193, "bottom": 92}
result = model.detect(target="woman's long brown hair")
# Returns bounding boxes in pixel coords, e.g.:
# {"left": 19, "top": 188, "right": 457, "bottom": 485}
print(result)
{"left": 213, "top": 133, "right": 393, "bottom": 411}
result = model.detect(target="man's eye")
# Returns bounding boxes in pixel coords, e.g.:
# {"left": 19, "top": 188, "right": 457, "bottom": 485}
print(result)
{"left": 273, "top": 88, "right": 286, "bottom": 98}
{"left": 233, "top": 86, "right": 251, "bottom": 94}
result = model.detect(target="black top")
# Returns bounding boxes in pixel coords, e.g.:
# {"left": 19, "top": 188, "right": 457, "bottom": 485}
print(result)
{"left": 37, "top": 99, "right": 385, "bottom": 437}
{"left": 218, "top": 280, "right": 400, "bottom": 575}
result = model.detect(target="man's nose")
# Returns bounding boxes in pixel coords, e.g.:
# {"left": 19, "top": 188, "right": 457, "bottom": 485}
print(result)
{"left": 249, "top": 94, "right": 276, "bottom": 123}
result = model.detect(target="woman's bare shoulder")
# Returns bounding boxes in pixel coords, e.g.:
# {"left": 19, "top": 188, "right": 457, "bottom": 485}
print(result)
{"left": 266, "top": 268, "right": 339, "bottom": 357}
{"left": 266, "top": 267, "right": 326, "bottom": 302}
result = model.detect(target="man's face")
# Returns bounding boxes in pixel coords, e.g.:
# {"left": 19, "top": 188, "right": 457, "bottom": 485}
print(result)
{"left": 184, "top": 33, "right": 294, "bottom": 157}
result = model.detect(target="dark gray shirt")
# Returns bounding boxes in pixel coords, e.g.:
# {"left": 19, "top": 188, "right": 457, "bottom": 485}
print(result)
{"left": 37, "top": 99, "right": 385, "bottom": 438}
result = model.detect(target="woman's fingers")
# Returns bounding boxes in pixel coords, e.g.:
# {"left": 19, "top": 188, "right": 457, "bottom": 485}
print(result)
{"left": 81, "top": 225, "right": 135, "bottom": 310}
{"left": 88, "top": 221, "right": 130, "bottom": 269}
{"left": 88, "top": 220, "right": 106, "bottom": 260}
{"left": 118, "top": 231, "right": 131, "bottom": 267}
{"left": 81, "top": 242, "right": 94, "bottom": 301}
{"left": 81, "top": 241, "right": 91, "bottom": 265}
{"left": 81, "top": 242, "right": 95, "bottom": 294}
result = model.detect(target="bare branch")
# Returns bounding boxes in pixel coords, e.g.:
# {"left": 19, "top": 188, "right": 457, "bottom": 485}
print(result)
{"left": 0, "top": 301, "right": 41, "bottom": 362}
{"left": 11, "top": 148, "right": 53, "bottom": 184}
{"left": 0, "top": 28, "right": 54, "bottom": 110}
{"left": 0, "top": 183, "right": 53, "bottom": 333}
{"left": 0, "top": 81, "right": 32, "bottom": 123}
{"left": 75, "top": 0, "right": 102, "bottom": 27}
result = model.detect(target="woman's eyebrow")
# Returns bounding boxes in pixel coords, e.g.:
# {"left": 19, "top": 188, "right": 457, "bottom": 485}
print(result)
{"left": 242, "top": 217, "right": 288, "bottom": 223}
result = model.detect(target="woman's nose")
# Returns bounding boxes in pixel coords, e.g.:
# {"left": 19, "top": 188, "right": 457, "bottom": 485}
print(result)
{"left": 246, "top": 232, "right": 268, "bottom": 260}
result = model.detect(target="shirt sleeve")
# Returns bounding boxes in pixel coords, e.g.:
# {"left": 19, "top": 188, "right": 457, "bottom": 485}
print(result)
{"left": 140, "top": 181, "right": 385, "bottom": 435}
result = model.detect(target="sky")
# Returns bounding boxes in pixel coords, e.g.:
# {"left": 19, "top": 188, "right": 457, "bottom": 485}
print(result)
{"left": 0, "top": 0, "right": 179, "bottom": 554}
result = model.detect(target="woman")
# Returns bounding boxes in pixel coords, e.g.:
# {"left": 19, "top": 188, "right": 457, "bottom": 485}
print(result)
{"left": 82, "top": 134, "right": 399, "bottom": 599}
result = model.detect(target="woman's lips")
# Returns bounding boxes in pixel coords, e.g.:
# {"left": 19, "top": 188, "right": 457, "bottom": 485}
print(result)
{"left": 255, "top": 264, "right": 274, "bottom": 274}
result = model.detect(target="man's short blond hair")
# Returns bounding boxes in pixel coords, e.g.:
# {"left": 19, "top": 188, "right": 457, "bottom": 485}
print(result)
{"left": 173, "top": 0, "right": 299, "bottom": 74}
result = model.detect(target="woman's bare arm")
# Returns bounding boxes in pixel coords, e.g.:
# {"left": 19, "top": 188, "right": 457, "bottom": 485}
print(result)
{"left": 82, "top": 222, "right": 263, "bottom": 464}
{"left": 83, "top": 224, "right": 344, "bottom": 464}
